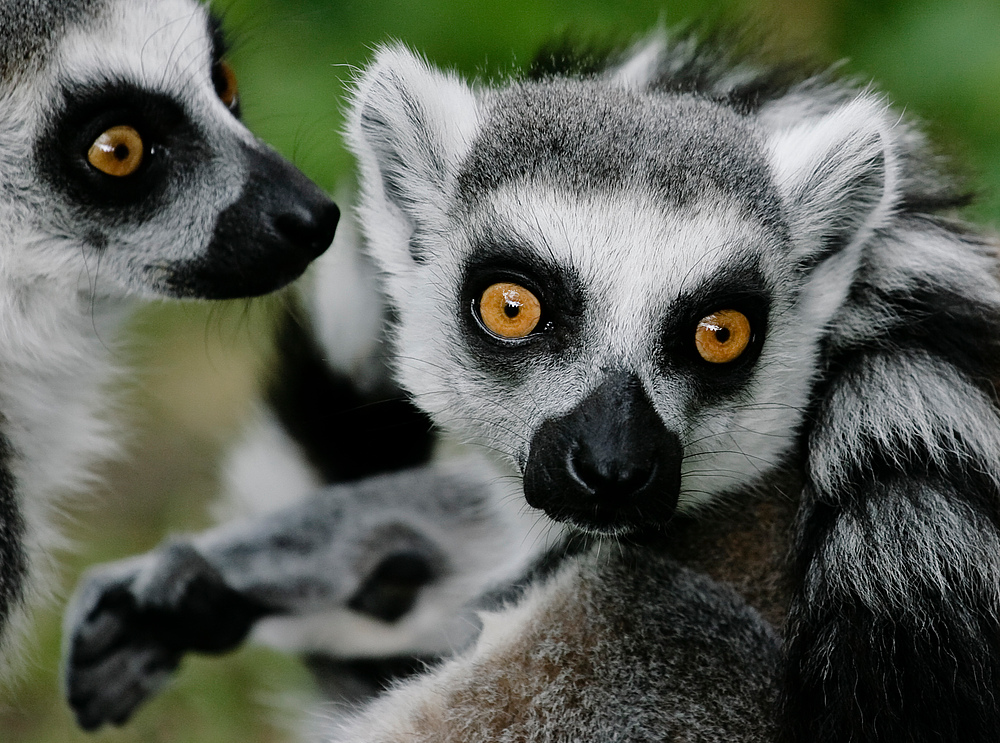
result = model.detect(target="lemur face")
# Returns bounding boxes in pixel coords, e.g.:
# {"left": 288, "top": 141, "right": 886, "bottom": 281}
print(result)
{"left": 0, "top": 0, "right": 337, "bottom": 300}
{"left": 450, "top": 184, "right": 793, "bottom": 534}
{"left": 352, "top": 47, "right": 890, "bottom": 536}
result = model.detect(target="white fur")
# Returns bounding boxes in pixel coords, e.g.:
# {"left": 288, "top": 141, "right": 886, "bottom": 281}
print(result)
{"left": 768, "top": 94, "right": 899, "bottom": 265}
{"left": 609, "top": 34, "right": 669, "bottom": 89}
{"left": 348, "top": 45, "right": 481, "bottom": 272}
{"left": 234, "top": 450, "right": 550, "bottom": 658}
{"left": 308, "top": 213, "right": 393, "bottom": 393}
{"left": 216, "top": 408, "right": 324, "bottom": 521}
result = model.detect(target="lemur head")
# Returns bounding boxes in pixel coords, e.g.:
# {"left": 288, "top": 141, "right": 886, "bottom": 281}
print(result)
{"left": 0, "top": 0, "right": 338, "bottom": 301}
{"left": 349, "top": 43, "right": 896, "bottom": 536}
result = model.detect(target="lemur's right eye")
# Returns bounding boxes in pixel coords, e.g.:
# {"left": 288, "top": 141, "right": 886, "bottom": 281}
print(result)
{"left": 87, "top": 126, "right": 144, "bottom": 177}
{"left": 478, "top": 282, "right": 542, "bottom": 339}
{"left": 694, "top": 309, "right": 752, "bottom": 363}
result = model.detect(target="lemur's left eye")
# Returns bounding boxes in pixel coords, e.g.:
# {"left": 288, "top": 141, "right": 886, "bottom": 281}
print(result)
{"left": 478, "top": 282, "right": 542, "bottom": 339}
{"left": 694, "top": 309, "right": 751, "bottom": 363}
{"left": 214, "top": 60, "right": 239, "bottom": 112}
{"left": 87, "top": 126, "right": 144, "bottom": 177}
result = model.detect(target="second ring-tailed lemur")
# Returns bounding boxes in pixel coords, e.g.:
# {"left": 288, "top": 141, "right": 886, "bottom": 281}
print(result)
{"left": 0, "top": 0, "right": 337, "bottom": 670}
{"left": 66, "top": 31, "right": 1000, "bottom": 742}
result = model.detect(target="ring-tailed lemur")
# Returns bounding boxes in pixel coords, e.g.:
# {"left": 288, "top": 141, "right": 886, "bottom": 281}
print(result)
{"left": 0, "top": 0, "right": 337, "bottom": 670}
{"left": 64, "top": 208, "right": 790, "bottom": 741}
{"left": 65, "top": 31, "right": 1000, "bottom": 743}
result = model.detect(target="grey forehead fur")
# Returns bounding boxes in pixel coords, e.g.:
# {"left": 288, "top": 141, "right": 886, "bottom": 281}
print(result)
{"left": 0, "top": 0, "right": 108, "bottom": 82}
{"left": 457, "top": 79, "right": 782, "bottom": 224}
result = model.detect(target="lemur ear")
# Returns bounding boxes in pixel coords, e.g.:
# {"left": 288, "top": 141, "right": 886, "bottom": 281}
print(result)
{"left": 769, "top": 95, "right": 897, "bottom": 269}
{"left": 347, "top": 44, "right": 480, "bottom": 267}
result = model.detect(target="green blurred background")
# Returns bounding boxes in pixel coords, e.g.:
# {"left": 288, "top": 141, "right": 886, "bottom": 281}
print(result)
{"left": 2, "top": 0, "right": 998, "bottom": 740}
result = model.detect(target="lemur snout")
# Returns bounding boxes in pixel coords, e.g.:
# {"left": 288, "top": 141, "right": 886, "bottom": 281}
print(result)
{"left": 254, "top": 141, "right": 339, "bottom": 262}
{"left": 568, "top": 443, "right": 658, "bottom": 500}
{"left": 523, "top": 373, "right": 681, "bottom": 533}
{"left": 165, "top": 144, "right": 338, "bottom": 299}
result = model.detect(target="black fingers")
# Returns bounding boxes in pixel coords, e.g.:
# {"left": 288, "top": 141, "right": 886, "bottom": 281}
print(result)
{"left": 65, "top": 543, "right": 272, "bottom": 731}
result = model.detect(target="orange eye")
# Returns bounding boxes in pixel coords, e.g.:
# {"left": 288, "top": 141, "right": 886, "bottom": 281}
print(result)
{"left": 87, "top": 125, "right": 144, "bottom": 177}
{"left": 694, "top": 309, "right": 752, "bottom": 363}
{"left": 479, "top": 282, "right": 542, "bottom": 339}
{"left": 216, "top": 60, "right": 239, "bottom": 111}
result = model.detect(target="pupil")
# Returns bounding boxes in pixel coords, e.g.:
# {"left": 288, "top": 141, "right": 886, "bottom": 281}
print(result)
{"left": 113, "top": 144, "right": 130, "bottom": 161}
{"left": 504, "top": 302, "right": 520, "bottom": 319}
{"left": 715, "top": 327, "right": 731, "bottom": 343}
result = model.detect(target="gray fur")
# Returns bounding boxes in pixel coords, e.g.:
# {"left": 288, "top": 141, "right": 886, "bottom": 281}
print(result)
{"left": 459, "top": 82, "right": 782, "bottom": 225}
{"left": 348, "top": 42, "right": 893, "bottom": 521}
{"left": 319, "top": 35, "right": 1000, "bottom": 741}
{"left": 63, "top": 459, "right": 539, "bottom": 727}
{"left": 327, "top": 547, "right": 779, "bottom": 743}
{"left": 0, "top": 0, "right": 105, "bottom": 82}
{"left": 64, "top": 454, "right": 788, "bottom": 740}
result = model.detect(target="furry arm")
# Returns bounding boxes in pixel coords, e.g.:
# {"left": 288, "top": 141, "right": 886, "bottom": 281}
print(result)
{"left": 63, "top": 461, "right": 540, "bottom": 730}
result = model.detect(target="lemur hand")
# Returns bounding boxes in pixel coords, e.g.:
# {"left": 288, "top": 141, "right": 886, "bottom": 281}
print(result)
{"left": 63, "top": 541, "right": 270, "bottom": 730}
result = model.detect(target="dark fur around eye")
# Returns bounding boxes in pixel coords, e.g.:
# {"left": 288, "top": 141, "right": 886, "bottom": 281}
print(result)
{"left": 459, "top": 240, "right": 585, "bottom": 383}
{"left": 208, "top": 12, "right": 229, "bottom": 65}
{"left": 35, "top": 81, "right": 210, "bottom": 223}
{"left": 659, "top": 262, "right": 772, "bottom": 396}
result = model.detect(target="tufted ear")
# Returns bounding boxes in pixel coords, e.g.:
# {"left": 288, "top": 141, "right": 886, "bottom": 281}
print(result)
{"left": 346, "top": 44, "right": 480, "bottom": 270}
{"left": 769, "top": 95, "right": 898, "bottom": 270}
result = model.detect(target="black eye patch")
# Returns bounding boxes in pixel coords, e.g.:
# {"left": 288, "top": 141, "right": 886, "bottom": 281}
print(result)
{"left": 659, "top": 261, "right": 772, "bottom": 395}
{"left": 208, "top": 11, "right": 229, "bottom": 67}
{"left": 459, "top": 237, "right": 585, "bottom": 382}
{"left": 35, "top": 81, "right": 208, "bottom": 223}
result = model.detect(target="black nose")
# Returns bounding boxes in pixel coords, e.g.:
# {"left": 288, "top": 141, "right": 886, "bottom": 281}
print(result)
{"left": 274, "top": 201, "right": 340, "bottom": 261}
{"left": 523, "top": 372, "right": 681, "bottom": 533}
{"left": 163, "top": 143, "right": 338, "bottom": 300}
{"left": 569, "top": 445, "right": 659, "bottom": 500}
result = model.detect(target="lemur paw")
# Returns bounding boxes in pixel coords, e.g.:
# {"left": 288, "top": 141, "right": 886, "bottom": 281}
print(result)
{"left": 63, "top": 542, "right": 269, "bottom": 730}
